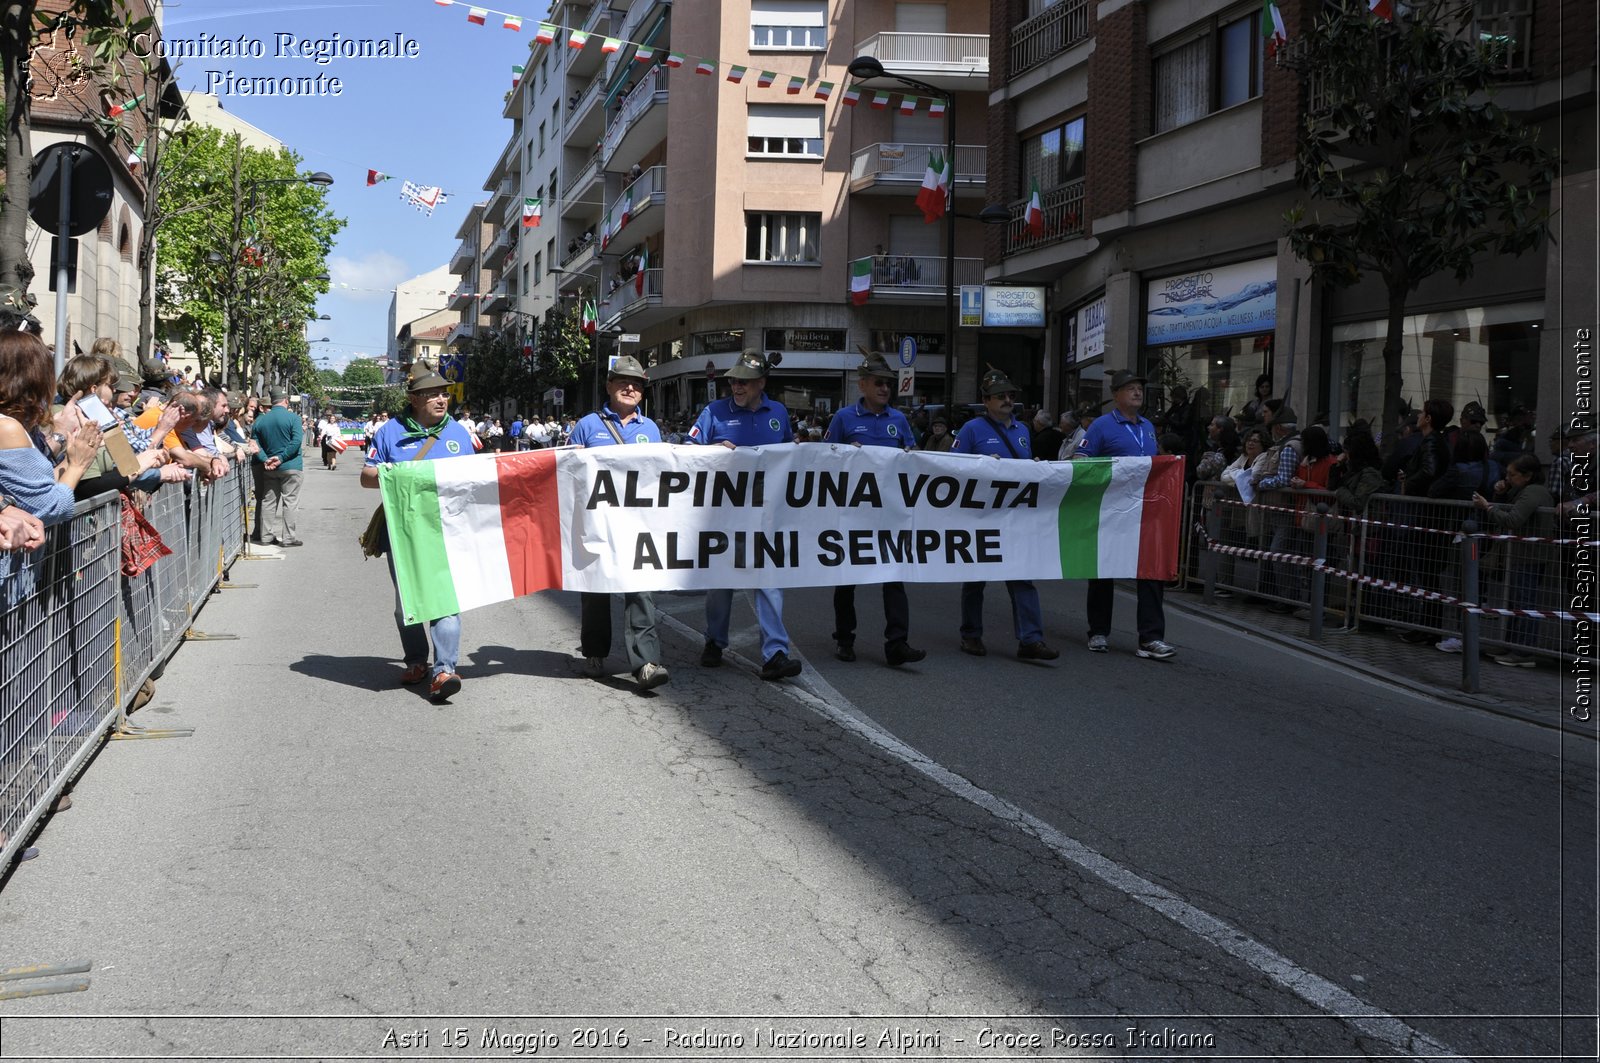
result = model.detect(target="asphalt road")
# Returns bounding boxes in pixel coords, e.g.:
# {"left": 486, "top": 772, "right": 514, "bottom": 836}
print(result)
{"left": 0, "top": 456, "right": 1592, "bottom": 1061}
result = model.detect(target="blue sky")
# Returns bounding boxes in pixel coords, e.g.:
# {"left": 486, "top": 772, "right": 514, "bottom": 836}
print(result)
{"left": 165, "top": 0, "right": 543, "bottom": 368}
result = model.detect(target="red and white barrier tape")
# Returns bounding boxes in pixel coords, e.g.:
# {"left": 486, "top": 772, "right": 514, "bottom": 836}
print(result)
{"left": 1207, "top": 496, "right": 1594, "bottom": 546}
{"left": 1194, "top": 523, "right": 1592, "bottom": 619}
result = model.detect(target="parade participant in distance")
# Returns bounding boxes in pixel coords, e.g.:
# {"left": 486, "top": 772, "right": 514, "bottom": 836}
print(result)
{"left": 569, "top": 355, "right": 670, "bottom": 690}
{"left": 363, "top": 363, "right": 477, "bottom": 702}
{"left": 1073, "top": 369, "right": 1175, "bottom": 660}
{"left": 688, "top": 350, "right": 802, "bottom": 681}
{"left": 824, "top": 350, "right": 925, "bottom": 667}
{"left": 952, "top": 369, "right": 1058, "bottom": 661}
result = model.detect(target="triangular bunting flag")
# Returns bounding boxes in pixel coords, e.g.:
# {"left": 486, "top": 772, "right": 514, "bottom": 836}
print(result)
{"left": 107, "top": 94, "right": 145, "bottom": 117}
{"left": 727, "top": 65, "right": 748, "bottom": 83}
{"left": 851, "top": 258, "right": 873, "bottom": 306}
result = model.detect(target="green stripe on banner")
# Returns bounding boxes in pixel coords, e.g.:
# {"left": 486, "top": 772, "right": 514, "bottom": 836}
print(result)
{"left": 1059, "top": 460, "right": 1113, "bottom": 578}
{"left": 381, "top": 462, "right": 460, "bottom": 623}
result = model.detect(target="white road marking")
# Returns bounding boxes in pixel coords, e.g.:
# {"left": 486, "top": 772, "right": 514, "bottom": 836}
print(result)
{"left": 657, "top": 608, "right": 1464, "bottom": 1059}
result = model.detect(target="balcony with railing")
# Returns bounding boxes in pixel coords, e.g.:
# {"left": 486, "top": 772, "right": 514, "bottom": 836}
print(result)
{"left": 598, "top": 267, "right": 662, "bottom": 324}
{"left": 603, "top": 64, "right": 668, "bottom": 171}
{"left": 1009, "top": 0, "right": 1091, "bottom": 79}
{"left": 483, "top": 224, "right": 515, "bottom": 270}
{"left": 849, "top": 256, "right": 984, "bottom": 300}
{"left": 611, "top": 164, "right": 666, "bottom": 244}
{"left": 564, "top": 152, "right": 603, "bottom": 216}
{"left": 853, "top": 32, "right": 988, "bottom": 88}
{"left": 486, "top": 172, "right": 517, "bottom": 214}
{"left": 447, "top": 319, "right": 478, "bottom": 347}
{"left": 485, "top": 275, "right": 513, "bottom": 312}
{"left": 447, "top": 279, "right": 474, "bottom": 311}
{"left": 848, "top": 143, "right": 986, "bottom": 195}
{"left": 1001, "top": 179, "right": 1086, "bottom": 256}
{"left": 559, "top": 235, "right": 598, "bottom": 278}
{"left": 566, "top": 3, "right": 611, "bottom": 75}
{"left": 449, "top": 237, "right": 477, "bottom": 274}
{"left": 562, "top": 74, "right": 606, "bottom": 148}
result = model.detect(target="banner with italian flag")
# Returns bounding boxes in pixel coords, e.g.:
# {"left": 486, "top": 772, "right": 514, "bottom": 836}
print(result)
{"left": 916, "top": 152, "right": 947, "bottom": 223}
{"left": 381, "top": 447, "right": 1183, "bottom": 623}
{"left": 1026, "top": 177, "right": 1045, "bottom": 236}
{"left": 850, "top": 257, "right": 873, "bottom": 305}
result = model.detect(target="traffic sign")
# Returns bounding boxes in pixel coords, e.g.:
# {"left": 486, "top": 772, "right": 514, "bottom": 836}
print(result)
{"left": 897, "top": 367, "right": 915, "bottom": 397}
{"left": 619, "top": 333, "right": 640, "bottom": 343}
{"left": 898, "top": 335, "right": 917, "bottom": 367}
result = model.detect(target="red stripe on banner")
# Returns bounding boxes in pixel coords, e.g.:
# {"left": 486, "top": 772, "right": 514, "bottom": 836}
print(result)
{"left": 1137, "top": 456, "right": 1184, "bottom": 580}
{"left": 495, "top": 450, "right": 563, "bottom": 596}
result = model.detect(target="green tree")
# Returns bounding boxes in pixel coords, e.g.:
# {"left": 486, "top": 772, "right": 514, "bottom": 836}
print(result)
{"left": 317, "top": 368, "right": 341, "bottom": 388}
{"left": 1285, "top": 0, "right": 1555, "bottom": 434}
{"left": 463, "top": 328, "right": 538, "bottom": 415}
{"left": 535, "top": 307, "right": 590, "bottom": 393}
{"left": 341, "top": 358, "right": 384, "bottom": 389}
{"left": 157, "top": 125, "right": 342, "bottom": 388}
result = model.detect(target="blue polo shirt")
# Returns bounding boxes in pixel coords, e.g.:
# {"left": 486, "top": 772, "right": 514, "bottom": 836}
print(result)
{"left": 824, "top": 400, "right": 915, "bottom": 450}
{"left": 1078, "top": 408, "right": 1157, "bottom": 458}
{"left": 689, "top": 395, "right": 793, "bottom": 446}
{"left": 953, "top": 414, "right": 1032, "bottom": 459}
{"left": 365, "top": 416, "right": 477, "bottom": 464}
{"left": 568, "top": 405, "right": 662, "bottom": 447}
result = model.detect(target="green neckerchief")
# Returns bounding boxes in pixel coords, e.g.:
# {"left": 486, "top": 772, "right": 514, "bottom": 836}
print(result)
{"left": 401, "top": 415, "right": 448, "bottom": 442}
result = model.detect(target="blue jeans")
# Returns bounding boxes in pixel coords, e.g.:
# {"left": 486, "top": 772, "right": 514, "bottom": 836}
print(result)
{"left": 960, "top": 581, "right": 1044, "bottom": 644}
{"left": 387, "top": 555, "right": 460, "bottom": 676}
{"left": 705, "top": 588, "right": 790, "bottom": 662}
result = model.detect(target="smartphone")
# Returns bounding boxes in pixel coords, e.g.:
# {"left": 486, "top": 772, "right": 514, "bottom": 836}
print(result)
{"left": 76, "top": 394, "right": 117, "bottom": 430}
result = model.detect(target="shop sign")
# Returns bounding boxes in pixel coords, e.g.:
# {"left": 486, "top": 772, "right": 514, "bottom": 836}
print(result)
{"left": 959, "top": 285, "right": 984, "bottom": 327}
{"left": 982, "top": 285, "right": 1047, "bottom": 328}
{"left": 762, "top": 328, "right": 846, "bottom": 352}
{"left": 697, "top": 330, "right": 745, "bottom": 354}
{"left": 1066, "top": 296, "right": 1106, "bottom": 366}
{"left": 1145, "top": 258, "right": 1277, "bottom": 345}
{"left": 870, "top": 330, "right": 944, "bottom": 356}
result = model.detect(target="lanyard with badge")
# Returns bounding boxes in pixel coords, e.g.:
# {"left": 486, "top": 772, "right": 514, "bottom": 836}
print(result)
{"left": 1121, "top": 416, "right": 1148, "bottom": 455}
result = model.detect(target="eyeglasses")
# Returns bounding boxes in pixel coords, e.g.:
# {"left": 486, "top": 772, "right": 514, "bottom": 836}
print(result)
{"left": 612, "top": 379, "right": 643, "bottom": 391}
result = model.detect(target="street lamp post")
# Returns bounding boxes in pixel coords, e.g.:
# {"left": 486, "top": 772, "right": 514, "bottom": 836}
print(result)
{"left": 845, "top": 59, "right": 1007, "bottom": 409}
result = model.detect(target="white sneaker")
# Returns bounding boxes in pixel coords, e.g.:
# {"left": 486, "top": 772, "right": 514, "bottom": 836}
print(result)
{"left": 635, "top": 662, "right": 670, "bottom": 689}
{"left": 1136, "top": 639, "right": 1177, "bottom": 660}
{"left": 1436, "top": 637, "right": 1463, "bottom": 654}
{"left": 1087, "top": 634, "right": 1108, "bottom": 653}
{"left": 582, "top": 656, "right": 606, "bottom": 678}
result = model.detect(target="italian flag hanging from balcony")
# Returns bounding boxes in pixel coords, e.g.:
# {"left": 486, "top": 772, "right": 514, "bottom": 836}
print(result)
{"left": 1262, "top": 0, "right": 1287, "bottom": 57}
{"left": 636, "top": 247, "right": 648, "bottom": 296}
{"left": 916, "top": 153, "right": 947, "bottom": 224}
{"left": 850, "top": 258, "right": 873, "bottom": 306}
{"left": 582, "top": 301, "right": 598, "bottom": 335}
{"left": 523, "top": 198, "right": 542, "bottom": 228}
{"left": 1026, "top": 178, "right": 1045, "bottom": 236}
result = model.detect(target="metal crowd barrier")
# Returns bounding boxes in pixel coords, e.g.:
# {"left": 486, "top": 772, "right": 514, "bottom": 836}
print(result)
{"left": 1191, "top": 480, "right": 1572, "bottom": 690}
{"left": 1, "top": 464, "right": 249, "bottom": 874}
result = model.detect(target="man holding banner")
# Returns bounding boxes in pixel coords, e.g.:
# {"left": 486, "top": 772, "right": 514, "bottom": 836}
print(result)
{"left": 688, "top": 350, "right": 803, "bottom": 681}
{"left": 952, "top": 369, "right": 1059, "bottom": 662}
{"left": 363, "top": 364, "right": 477, "bottom": 702}
{"left": 1074, "top": 369, "right": 1177, "bottom": 661}
{"left": 568, "top": 356, "right": 671, "bottom": 690}
{"left": 823, "top": 351, "right": 925, "bottom": 667}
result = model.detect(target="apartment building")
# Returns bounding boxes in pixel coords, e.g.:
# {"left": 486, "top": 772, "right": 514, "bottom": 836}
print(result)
{"left": 446, "top": 202, "right": 495, "bottom": 354}
{"left": 988, "top": 0, "right": 1596, "bottom": 442}
{"left": 512, "top": 0, "right": 993, "bottom": 422}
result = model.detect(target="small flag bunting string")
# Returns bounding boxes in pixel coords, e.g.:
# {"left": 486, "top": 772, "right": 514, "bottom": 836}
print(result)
{"left": 430, "top": 3, "right": 959, "bottom": 120}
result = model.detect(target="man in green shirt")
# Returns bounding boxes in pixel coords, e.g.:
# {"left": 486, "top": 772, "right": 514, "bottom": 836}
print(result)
{"left": 251, "top": 386, "right": 305, "bottom": 547}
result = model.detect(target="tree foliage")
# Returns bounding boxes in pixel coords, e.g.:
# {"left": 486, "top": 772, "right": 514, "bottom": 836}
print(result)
{"left": 535, "top": 307, "right": 591, "bottom": 391}
{"left": 156, "top": 125, "right": 342, "bottom": 389}
{"left": 341, "top": 358, "right": 384, "bottom": 389}
{"left": 1285, "top": 0, "right": 1555, "bottom": 432}
{"left": 462, "top": 328, "right": 538, "bottom": 414}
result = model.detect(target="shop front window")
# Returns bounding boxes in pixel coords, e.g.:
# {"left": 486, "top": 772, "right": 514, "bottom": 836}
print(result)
{"left": 1143, "top": 333, "right": 1274, "bottom": 421}
{"left": 1329, "top": 302, "right": 1541, "bottom": 431}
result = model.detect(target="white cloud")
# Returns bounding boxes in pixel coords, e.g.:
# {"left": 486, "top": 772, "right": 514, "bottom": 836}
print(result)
{"left": 328, "top": 251, "right": 409, "bottom": 302}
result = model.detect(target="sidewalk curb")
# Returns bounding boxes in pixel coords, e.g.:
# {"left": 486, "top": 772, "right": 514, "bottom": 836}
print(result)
{"left": 1160, "top": 592, "right": 1589, "bottom": 739}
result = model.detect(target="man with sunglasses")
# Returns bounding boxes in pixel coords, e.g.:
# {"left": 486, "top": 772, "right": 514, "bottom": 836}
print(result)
{"left": 689, "top": 349, "right": 803, "bottom": 681}
{"left": 952, "top": 369, "right": 1059, "bottom": 662}
{"left": 569, "top": 356, "right": 670, "bottom": 690}
{"left": 823, "top": 351, "right": 925, "bottom": 667}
